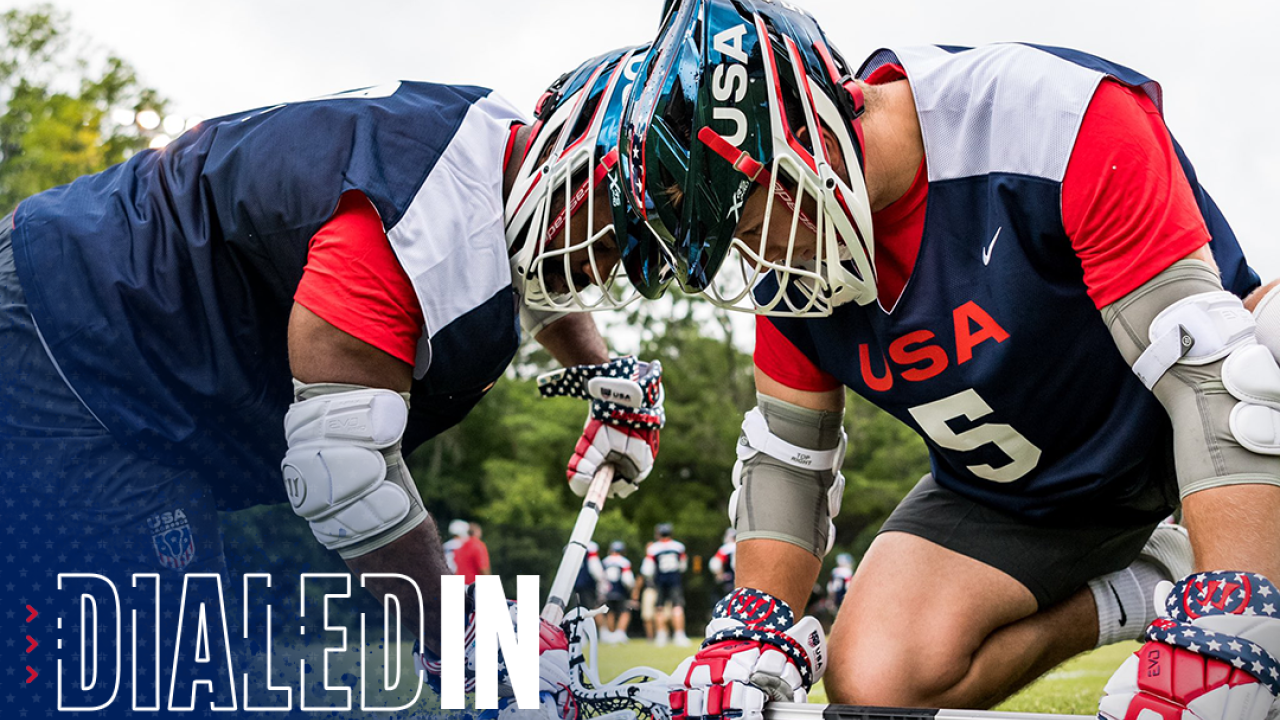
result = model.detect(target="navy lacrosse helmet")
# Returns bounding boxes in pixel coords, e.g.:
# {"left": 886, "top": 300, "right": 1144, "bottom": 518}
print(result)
{"left": 506, "top": 44, "right": 672, "bottom": 310}
{"left": 609, "top": 540, "right": 627, "bottom": 554}
{"left": 620, "top": 0, "right": 874, "bottom": 315}
{"left": 655, "top": 522, "right": 674, "bottom": 538}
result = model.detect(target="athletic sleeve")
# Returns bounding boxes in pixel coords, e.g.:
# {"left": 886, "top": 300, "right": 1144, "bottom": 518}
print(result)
{"left": 754, "top": 316, "right": 842, "bottom": 392}
{"left": 294, "top": 190, "right": 425, "bottom": 365}
{"left": 1062, "top": 79, "right": 1213, "bottom": 309}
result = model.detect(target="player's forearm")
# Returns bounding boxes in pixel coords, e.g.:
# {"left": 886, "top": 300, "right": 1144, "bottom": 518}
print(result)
{"left": 343, "top": 519, "right": 451, "bottom": 655}
{"left": 534, "top": 312, "right": 609, "bottom": 367}
{"left": 734, "top": 538, "right": 821, "bottom": 612}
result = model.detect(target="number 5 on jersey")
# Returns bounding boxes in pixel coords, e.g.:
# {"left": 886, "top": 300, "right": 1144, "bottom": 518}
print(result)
{"left": 908, "top": 388, "right": 1042, "bottom": 483}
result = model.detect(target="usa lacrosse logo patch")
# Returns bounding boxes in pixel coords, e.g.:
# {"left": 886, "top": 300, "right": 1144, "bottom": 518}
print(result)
{"left": 148, "top": 509, "right": 195, "bottom": 570}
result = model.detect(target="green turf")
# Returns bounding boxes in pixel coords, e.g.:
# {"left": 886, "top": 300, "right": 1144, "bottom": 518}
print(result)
{"left": 596, "top": 639, "right": 1139, "bottom": 715}
{"left": 268, "top": 636, "right": 1135, "bottom": 716}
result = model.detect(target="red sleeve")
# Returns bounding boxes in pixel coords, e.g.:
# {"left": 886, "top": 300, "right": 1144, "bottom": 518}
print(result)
{"left": 294, "top": 190, "right": 425, "bottom": 365}
{"left": 1063, "top": 79, "right": 1212, "bottom": 309}
{"left": 754, "top": 317, "right": 841, "bottom": 392}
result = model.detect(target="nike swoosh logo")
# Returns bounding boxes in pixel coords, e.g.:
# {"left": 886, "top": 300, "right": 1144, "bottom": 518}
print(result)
{"left": 981, "top": 227, "right": 1002, "bottom": 266}
{"left": 1108, "top": 582, "right": 1127, "bottom": 626}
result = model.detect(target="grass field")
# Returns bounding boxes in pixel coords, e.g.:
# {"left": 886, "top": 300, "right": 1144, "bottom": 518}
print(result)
{"left": 596, "top": 639, "right": 1138, "bottom": 715}
{"left": 264, "top": 634, "right": 1135, "bottom": 716}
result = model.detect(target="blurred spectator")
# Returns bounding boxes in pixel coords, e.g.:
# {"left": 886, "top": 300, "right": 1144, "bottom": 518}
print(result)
{"left": 641, "top": 523, "right": 690, "bottom": 647}
{"left": 442, "top": 518, "right": 470, "bottom": 574}
{"left": 453, "top": 522, "right": 491, "bottom": 584}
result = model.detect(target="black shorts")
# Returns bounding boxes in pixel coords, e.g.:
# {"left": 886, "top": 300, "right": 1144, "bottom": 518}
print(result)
{"left": 879, "top": 474, "right": 1165, "bottom": 608}
{"left": 575, "top": 585, "right": 600, "bottom": 609}
{"left": 655, "top": 582, "right": 685, "bottom": 608}
{"left": 605, "top": 593, "right": 634, "bottom": 615}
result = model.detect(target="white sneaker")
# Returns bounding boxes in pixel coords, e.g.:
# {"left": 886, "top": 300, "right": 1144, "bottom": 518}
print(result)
{"left": 673, "top": 632, "right": 691, "bottom": 647}
{"left": 654, "top": 630, "right": 669, "bottom": 647}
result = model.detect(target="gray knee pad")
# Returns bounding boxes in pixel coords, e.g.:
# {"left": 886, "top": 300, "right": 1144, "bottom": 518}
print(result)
{"left": 282, "top": 382, "right": 429, "bottom": 558}
{"left": 1103, "top": 261, "right": 1280, "bottom": 498}
{"left": 729, "top": 394, "right": 847, "bottom": 557}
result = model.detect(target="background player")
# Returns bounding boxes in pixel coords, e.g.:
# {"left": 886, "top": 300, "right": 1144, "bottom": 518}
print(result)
{"left": 574, "top": 540, "right": 607, "bottom": 619}
{"left": 708, "top": 527, "right": 737, "bottom": 598}
{"left": 600, "top": 540, "right": 638, "bottom": 644}
{"left": 826, "top": 552, "right": 854, "bottom": 612}
{"left": 641, "top": 523, "right": 691, "bottom": 647}
{"left": 620, "top": 1, "right": 1280, "bottom": 718}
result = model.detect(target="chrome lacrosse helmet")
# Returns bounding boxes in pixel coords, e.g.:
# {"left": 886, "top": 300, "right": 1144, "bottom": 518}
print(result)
{"left": 620, "top": 0, "right": 874, "bottom": 315}
{"left": 506, "top": 44, "right": 672, "bottom": 311}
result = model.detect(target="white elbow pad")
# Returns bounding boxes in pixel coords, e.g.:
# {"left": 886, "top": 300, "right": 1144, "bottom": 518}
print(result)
{"left": 1132, "top": 290, "right": 1256, "bottom": 388}
{"left": 1106, "top": 263, "right": 1280, "bottom": 499}
{"left": 1224, "top": 344, "right": 1280, "bottom": 455}
{"left": 282, "top": 382, "right": 427, "bottom": 556}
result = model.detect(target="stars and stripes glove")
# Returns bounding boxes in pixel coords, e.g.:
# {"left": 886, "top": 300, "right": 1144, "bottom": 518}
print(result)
{"left": 538, "top": 356, "right": 664, "bottom": 498}
{"left": 1098, "top": 571, "right": 1280, "bottom": 720}
{"left": 414, "top": 585, "right": 575, "bottom": 717}
{"left": 670, "top": 588, "right": 826, "bottom": 720}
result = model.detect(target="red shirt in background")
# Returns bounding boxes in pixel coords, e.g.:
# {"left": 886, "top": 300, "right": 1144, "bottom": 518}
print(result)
{"left": 453, "top": 536, "right": 491, "bottom": 584}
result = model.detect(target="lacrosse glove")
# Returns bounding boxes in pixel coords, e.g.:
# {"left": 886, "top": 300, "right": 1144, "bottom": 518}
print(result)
{"left": 670, "top": 588, "right": 826, "bottom": 720}
{"left": 1098, "top": 571, "right": 1280, "bottom": 720}
{"left": 538, "top": 355, "right": 664, "bottom": 498}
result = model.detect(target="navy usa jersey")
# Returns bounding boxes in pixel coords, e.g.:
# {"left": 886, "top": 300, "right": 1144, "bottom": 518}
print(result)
{"left": 762, "top": 45, "right": 1259, "bottom": 522}
{"left": 643, "top": 539, "right": 687, "bottom": 588}
{"left": 12, "top": 82, "right": 525, "bottom": 507}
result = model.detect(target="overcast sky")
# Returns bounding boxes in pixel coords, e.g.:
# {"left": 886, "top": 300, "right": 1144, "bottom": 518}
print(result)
{"left": 36, "top": 0, "right": 1280, "bottom": 277}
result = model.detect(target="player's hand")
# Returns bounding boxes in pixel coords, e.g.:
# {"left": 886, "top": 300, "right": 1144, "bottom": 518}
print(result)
{"left": 670, "top": 588, "right": 826, "bottom": 720}
{"left": 415, "top": 585, "right": 573, "bottom": 711}
{"left": 1098, "top": 571, "right": 1280, "bottom": 720}
{"left": 537, "top": 356, "right": 664, "bottom": 497}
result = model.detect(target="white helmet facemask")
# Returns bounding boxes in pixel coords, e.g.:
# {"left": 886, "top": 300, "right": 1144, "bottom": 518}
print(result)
{"left": 694, "top": 30, "right": 875, "bottom": 316}
{"left": 505, "top": 50, "right": 647, "bottom": 313}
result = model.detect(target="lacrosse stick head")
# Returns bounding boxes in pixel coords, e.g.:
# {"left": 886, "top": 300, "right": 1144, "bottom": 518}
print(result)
{"left": 560, "top": 607, "right": 674, "bottom": 720}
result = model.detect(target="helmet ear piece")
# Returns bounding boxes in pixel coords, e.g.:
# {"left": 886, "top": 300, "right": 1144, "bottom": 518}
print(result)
{"left": 534, "top": 75, "right": 570, "bottom": 122}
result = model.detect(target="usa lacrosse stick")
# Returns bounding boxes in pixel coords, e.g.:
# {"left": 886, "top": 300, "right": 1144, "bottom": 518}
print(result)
{"left": 765, "top": 703, "right": 1092, "bottom": 720}
{"left": 542, "top": 464, "right": 614, "bottom": 625}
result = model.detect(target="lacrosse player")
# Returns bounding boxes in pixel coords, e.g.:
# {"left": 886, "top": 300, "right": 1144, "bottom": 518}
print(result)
{"left": 0, "top": 43, "right": 666, "bottom": 717}
{"left": 619, "top": 1, "right": 1280, "bottom": 718}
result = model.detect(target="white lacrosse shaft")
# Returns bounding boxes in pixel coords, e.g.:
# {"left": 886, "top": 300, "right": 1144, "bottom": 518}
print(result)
{"left": 765, "top": 703, "right": 1092, "bottom": 720}
{"left": 541, "top": 464, "right": 615, "bottom": 625}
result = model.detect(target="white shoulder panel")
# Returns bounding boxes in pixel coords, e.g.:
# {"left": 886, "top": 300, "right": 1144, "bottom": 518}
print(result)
{"left": 893, "top": 44, "right": 1104, "bottom": 184}
{"left": 386, "top": 92, "right": 529, "bottom": 378}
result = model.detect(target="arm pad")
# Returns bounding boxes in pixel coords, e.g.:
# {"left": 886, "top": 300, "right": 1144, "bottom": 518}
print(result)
{"left": 728, "top": 394, "right": 846, "bottom": 557}
{"left": 282, "top": 381, "right": 428, "bottom": 558}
